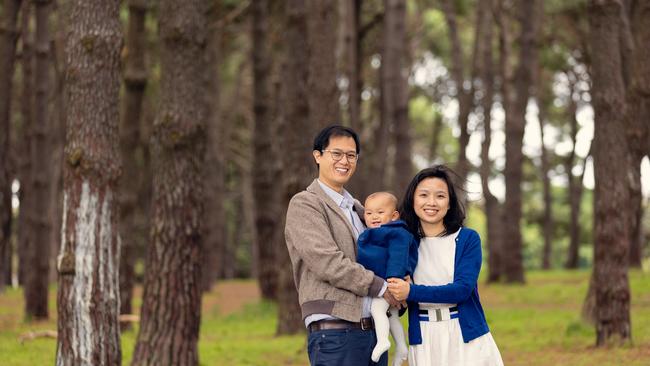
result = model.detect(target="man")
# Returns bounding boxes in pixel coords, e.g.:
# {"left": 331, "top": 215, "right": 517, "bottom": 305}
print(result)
{"left": 285, "top": 125, "right": 401, "bottom": 366}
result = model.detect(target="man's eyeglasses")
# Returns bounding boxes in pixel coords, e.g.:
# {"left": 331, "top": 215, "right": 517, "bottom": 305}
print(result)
{"left": 322, "top": 149, "right": 359, "bottom": 163}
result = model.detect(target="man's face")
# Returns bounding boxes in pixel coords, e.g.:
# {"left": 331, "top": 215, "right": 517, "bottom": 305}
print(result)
{"left": 313, "top": 136, "right": 358, "bottom": 192}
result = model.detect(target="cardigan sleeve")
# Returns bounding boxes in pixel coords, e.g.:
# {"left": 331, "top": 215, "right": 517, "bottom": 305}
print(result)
{"left": 407, "top": 230, "right": 482, "bottom": 304}
{"left": 285, "top": 193, "right": 384, "bottom": 297}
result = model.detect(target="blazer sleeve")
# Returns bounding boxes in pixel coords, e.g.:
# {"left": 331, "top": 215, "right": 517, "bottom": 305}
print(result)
{"left": 407, "top": 231, "right": 481, "bottom": 304}
{"left": 384, "top": 229, "right": 411, "bottom": 279}
{"left": 285, "top": 193, "right": 384, "bottom": 297}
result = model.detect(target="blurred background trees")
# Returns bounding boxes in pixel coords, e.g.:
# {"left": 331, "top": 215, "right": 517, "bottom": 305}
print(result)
{"left": 0, "top": 0, "right": 648, "bottom": 360}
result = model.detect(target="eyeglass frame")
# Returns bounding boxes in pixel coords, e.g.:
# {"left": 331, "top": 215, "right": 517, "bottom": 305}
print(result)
{"left": 321, "top": 149, "right": 360, "bottom": 163}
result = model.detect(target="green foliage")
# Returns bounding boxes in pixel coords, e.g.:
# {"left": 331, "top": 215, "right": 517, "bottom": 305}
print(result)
{"left": 421, "top": 8, "right": 450, "bottom": 58}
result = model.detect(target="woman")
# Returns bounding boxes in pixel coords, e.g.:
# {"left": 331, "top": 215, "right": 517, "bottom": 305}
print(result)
{"left": 387, "top": 165, "right": 504, "bottom": 366}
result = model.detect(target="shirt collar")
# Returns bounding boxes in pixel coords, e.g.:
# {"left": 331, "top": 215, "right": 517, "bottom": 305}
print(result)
{"left": 317, "top": 179, "right": 355, "bottom": 209}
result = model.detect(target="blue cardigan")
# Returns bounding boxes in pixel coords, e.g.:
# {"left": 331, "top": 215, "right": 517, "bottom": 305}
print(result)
{"left": 357, "top": 220, "right": 419, "bottom": 279}
{"left": 407, "top": 227, "right": 490, "bottom": 344}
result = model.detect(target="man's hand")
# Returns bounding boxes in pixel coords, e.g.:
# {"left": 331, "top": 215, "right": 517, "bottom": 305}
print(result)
{"left": 383, "top": 288, "right": 403, "bottom": 308}
{"left": 387, "top": 278, "right": 410, "bottom": 302}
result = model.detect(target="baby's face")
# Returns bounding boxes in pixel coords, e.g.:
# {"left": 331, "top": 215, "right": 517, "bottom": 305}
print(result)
{"left": 364, "top": 195, "right": 399, "bottom": 228}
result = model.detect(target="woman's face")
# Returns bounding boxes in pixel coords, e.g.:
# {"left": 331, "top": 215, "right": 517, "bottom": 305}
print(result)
{"left": 413, "top": 177, "right": 450, "bottom": 232}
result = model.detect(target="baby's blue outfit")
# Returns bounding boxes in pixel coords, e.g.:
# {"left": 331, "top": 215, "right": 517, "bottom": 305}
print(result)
{"left": 357, "top": 220, "right": 418, "bottom": 279}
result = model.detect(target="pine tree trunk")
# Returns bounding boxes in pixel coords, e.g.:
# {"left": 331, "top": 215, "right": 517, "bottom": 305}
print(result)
{"left": 384, "top": 0, "right": 412, "bottom": 198}
{"left": 307, "top": 0, "right": 340, "bottom": 128}
{"left": 344, "top": 0, "right": 368, "bottom": 199}
{"left": 343, "top": 0, "right": 362, "bottom": 132}
{"left": 626, "top": 153, "right": 643, "bottom": 267}
{"left": 48, "top": 4, "right": 66, "bottom": 283}
{"left": 537, "top": 76, "right": 553, "bottom": 270}
{"left": 441, "top": 0, "right": 475, "bottom": 185}
{"left": 17, "top": 2, "right": 33, "bottom": 287}
{"left": 0, "top": 0, "right": 22, "bottom": 292}
{"left": 588, "top": 0, "right": 631, "bottom": 346}
{"left": 252, "top": 0, "right": 280, "bottom": 300}
{"left": 55, "top": 0, "right": 122, "bottom": 363}
{"left": 502, "top": 0, "right": 540, "bottom": 283}
{"left": 630, "top": 1, "right": 650, "bottom": 159}
{"left": 565, "top": 156, "right": 586, "bottom": 269}
{"left": 119, "top": 0, "right": 148, "bottom": 327}
{"left": 565, "top": 87, "right": 585, "bottom": 269}
{"left": 131, "top": 0, "right": 208, "bottom": 364}
{"left": 429, "top": 114, "right": 443, "bottom": 161}
{"left": 276, "top": 0, "right": 311, "bottom": 335}
{"left": 363, "top": 7, "right": 391, "bottom": 197}
{"left": 478, "top": 0, "right": 504, "bottom": 283}
{"left": 24, "top": 0, "right": 53, "bottom": 319}
{"left": 202, "top": 7, "right": 224, "bottom": 290}
{"left": 625, "top": 0, "right": 650, "bottom": 268}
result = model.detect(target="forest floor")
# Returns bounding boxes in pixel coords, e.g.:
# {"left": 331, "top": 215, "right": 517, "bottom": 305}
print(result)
{"left": 1, "top": 270, "right": 649, "bottom": 365}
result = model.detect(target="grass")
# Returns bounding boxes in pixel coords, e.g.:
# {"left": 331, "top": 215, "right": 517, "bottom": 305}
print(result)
{"left": 1, "top": 270, "right": 649, "bottom": 365}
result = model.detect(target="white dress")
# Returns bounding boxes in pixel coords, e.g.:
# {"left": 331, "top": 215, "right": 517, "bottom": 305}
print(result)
{"left": 408, "top": 230, "right": 504, "bottom": 366}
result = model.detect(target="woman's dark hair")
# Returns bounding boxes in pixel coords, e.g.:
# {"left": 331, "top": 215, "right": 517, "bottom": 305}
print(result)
{"left": 399, "top": 165, "right": 465, "bottom": 238}
{"left": 313, "top": 125, "right": 361, "bottom": 154}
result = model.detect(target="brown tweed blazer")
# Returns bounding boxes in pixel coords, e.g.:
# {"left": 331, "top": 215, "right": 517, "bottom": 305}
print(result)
{"left": 284, "top": 179, "right": 384, "bottom": 322}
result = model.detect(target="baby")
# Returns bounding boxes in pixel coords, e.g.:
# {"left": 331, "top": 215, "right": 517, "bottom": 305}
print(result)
{"left": 357, "top": 192, "right": 418, "bottom": 366}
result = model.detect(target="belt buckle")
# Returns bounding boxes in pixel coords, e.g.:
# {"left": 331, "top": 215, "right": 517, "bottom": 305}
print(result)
{"left": 435, "top": 308, "right": 443, "bottom": 321}
{"left": 361, "top": 318, "right": 370, "bottom": 331}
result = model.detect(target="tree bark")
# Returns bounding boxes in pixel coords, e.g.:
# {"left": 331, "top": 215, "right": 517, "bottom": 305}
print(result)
{"left": 384, "top": 0, "right": 412, "bottom": 198}
{"left": 342, "top": 0, "right": 362, "bottom": 132}
{"left": 502, "top": 0, "right": 540, "bottom": 283}
{"left": 24, "top": 0, "right": 53, "bottom": 319}
{"left": 345, "top": 0, "right": 371, "bottom": 199}
{"left": 307, "top": 0, "right": 340, "bottom": 128}
{"left": 252, "top": 0, "right": 280, "bottom": 300}
{"left": 55, "top": 0, "right": 122, "bottom": 363}
{"left": 588, "top": 0, "right": 631, "bottom": 346}
{"left": 478, "top": 0, "right": 504, "bottom": 283}
{"left": 0, "top": 0, "right": 22, "bottom": 292}
{"left": 131, "top": 0, "right": 208, "bottom": 364}
{"left": 276, "top": 0, "right": 311, "bottom": 335}
{"left": 119, "top": 0, "right": 148, "bottom": 328}
{"left": 537, "top": 71, "right": 553, "bottom": 270}
{"left": 17, "top": 1, "right": 33, "bottom": 287}
{"left": 429, "top": 113, "right": 443, "bottom": 162}
{"left": 201, "top": 5, "right": 224, "bottom": 290}
{"left": 362, "top": 7, "right": 391, "bottom": 197}
{"left": 440, "top": 0, "right": 480, "bottom": 185}
{"left": 565, "top": 87, "right": 588, "bottom": 269}
{"left": 625, "top": 0, "right": 650, "bottom": 268}
{"left": 48, "top": 1, "right": 66, "bottom": 283}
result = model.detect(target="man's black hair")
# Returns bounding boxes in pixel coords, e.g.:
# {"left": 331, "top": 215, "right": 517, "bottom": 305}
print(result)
{"left": 313, "top": 125, "right": 361, "bottom": 154}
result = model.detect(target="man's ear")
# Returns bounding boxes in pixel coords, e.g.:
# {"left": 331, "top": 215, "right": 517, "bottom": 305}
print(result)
{"left": 313, "top": 150, "right": 321, "bottom": 165}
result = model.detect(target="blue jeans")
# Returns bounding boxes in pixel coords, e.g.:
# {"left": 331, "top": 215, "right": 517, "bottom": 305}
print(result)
{"left": 307, "top": 328, "right": 388, "bottom": 366}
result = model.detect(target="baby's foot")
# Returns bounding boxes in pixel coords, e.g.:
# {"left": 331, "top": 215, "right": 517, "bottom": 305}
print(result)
{"left": 371, "top": 340, "right": 390, "bottom": 362}
{"left": 392, "top": 346, "right": 408, "bottom": 366}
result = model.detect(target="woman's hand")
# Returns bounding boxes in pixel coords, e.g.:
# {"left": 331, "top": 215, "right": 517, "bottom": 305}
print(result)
{"left": 387, "top": 277, "right": 410, "bottom": 302}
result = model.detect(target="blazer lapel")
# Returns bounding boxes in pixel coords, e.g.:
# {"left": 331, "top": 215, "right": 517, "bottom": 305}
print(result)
{"left": 307, "top": 179, "right": 357, "bottom": 241}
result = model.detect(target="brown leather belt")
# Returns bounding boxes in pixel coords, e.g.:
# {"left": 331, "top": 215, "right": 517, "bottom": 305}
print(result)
{"left": 308, "top": 317, "right": 375, "bottom": 332}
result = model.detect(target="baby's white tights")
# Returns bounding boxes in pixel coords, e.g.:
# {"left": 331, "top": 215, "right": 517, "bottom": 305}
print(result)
{"left": 370, "top": 297, "right": 409, "bottom": 366}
